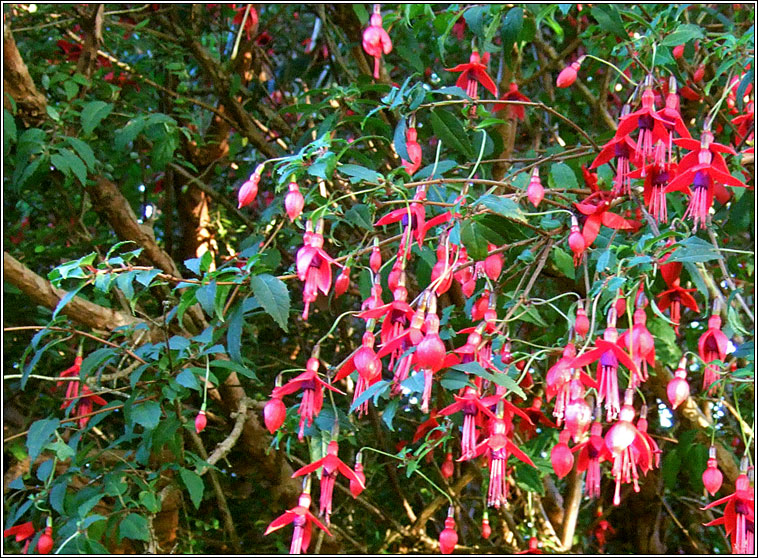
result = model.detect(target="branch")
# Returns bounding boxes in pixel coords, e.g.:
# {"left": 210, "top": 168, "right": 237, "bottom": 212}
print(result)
{"left": 3, "top": 16, "right": 47, "bottom": 125}
{"left": 201, "top": 397, "right": 250, "bottom": 473}
{"left": 3, "top": 252, "right": 146, "bottom": 335}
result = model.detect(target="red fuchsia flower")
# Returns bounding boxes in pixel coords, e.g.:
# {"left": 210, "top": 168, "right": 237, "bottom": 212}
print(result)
{"left": 483, "top": 244, "right": 504, "bottom": 280}
{"left": 284, "top": 181, "right": 305, "bottom": 222}
{"left": 527, "top": 168, "right": 545, "bottom": 208}
{"left": 334, "top": 266, "right": 350, "bottom": 298}
{"left": 551, "top": 429, "right": 575, "bottom": 479}
{"left": 374, "top": 186, "right": 450, "bottom": 248}
{"left": 546, "top": 343, "right": 597, "bottom": 426}
{"left": 628, "top": 141, "right": 674, "bottom": 223}
{"left": 573, "top": 421, "right": 612, "bottom": 498}
{"left": 618, "top": 305, "right": 656, "bottom": 389}
{"left": 572, "top": 307, "right": 640, "bottom": 421}
{"left": 563, "top": 377, "right": 593, "bottom": 443}
{"left": 703, "top": 464, "right": 755, "bottom": 554}
{"left": 362, "top": 5, "right": 392, "bottom": 79}
{"left": 361, "top": 279, "right": 384, "bottom": 312}
{"left": 698, "top": 313, "right": 729, "bottom": 395}
{"left": 238, "top": 164, "right": 263, "bottom": 209}
{"left": 403, "top": 126, "right": 423, "bottom": 176}
{"left": 568, "top": 215, "right": 586, "bottom": 266}
{"left": 194, "top": 409, "right": 207, "bottom": 434}
{"left": 446, "top": 50, "right": 498, "bottom": 101}
{"left": 415, "top": 305, "right": 448, "bottom": 413}
{"left": 666, "top": 356, "right": 690, "bottom": 409}
{"left": 616, "top": 76, "right": 675, "bottom": 167}
{"left": 481, "top": 512, "right": 492, "bottom": 539}
{"left": 369, "top": 242, "right": 382, "bottom": 274}
{"left": 518, "top": 397, "right": 557, "bottom": 440}
{"left": 604, "top": 390, "right": 653, "bottom": 505}
{"left": 37, "top": 525, "right": 54, "bottom": 555}
{"left": 264, "top": 477, "right": 332, "bottom": 554}
{"left": 65, "top": 385, "right": 107, "bottom": 429}
{"left": 334, "top": 330, "right": 382, "bottom": 416}
{"left": 589, "top": 117, "right": 642, "bottom": 195}
{"left": 494, "top": 82, "right": 531, "bottom": 121}
{"left": 575, "top": 304, "right": 590, "bottom": 338}
{"left": 556, "top": 56, "right": 585, "bottom": 88}
{"left": 430, "top": 239, "right": 456, "bottom": 295}
{"left": 297, "top": 220, "right": 339, "bottom": 320}
{"left": 232, "top": 4, "right": 258, "bottom": 41}
{"left": 4, "top": 521, "right": 36, "bottom": 553}
{"left": 439, "top": 507, "right": 458, "bottom": 554}
{"left": 57, "top": 353, "right": 83, "bottom": 406}
{"left": 438, "top": 385, "right": 499, "bottom": 460}
{"left": 516, "top": 536, "right": 543, "bottom": 554}
{"left": 264, "top": 379, "right": 288, "bottom": 434}
{"left": 574, "top": 192, "right": 637, "bottom": 250}
{"left": 592, "top": 517, "right": 616, "bottom": 550}
{"left": 441, "top": 451, "right": 455, "bottom": 479}
{"left": 452, "top": 18, "right": 466, "bottom": 40}
{"left": 474, "top": 401, "right": 537, "bottom": 508}
{"left": 732, "top": 100, "right": 754, "bottom": 145}
{"left": 350, "top": 454, "right": 366, "bottom": 498}
{"left": 666, "top": 129, "right": 749, "bottom": 229}
{"left": 635, "top": 406, "right": 661, "bottom": 472}
{"left": 702, "top": 445, "right": 724, "bottom": 496}
{"left": 272, "top": 348, "right": 345, "bottom": 440}
{"left": 657, "top": 77, "right": 692, "bottom": 163}
{"left": 412, "top": 408, "right": 443, "bottom": 445}
{"left": 292, "top": 438, "right": 365, "bottom": 524}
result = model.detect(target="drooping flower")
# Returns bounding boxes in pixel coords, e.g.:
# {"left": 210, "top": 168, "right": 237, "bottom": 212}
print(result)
{"left": 238, "top": 164, "right": 264, "bottom": 209}
{"left": 334, "top": 330, "right": 382, "bottom": 416}
{"left": 563, "top": 378, "right": 593, "bottom": 443}
{"left": 369, "top": 241, "right": 382, "bottom": 274}
{"left": 334, "top": 266, "right": 350, "bottom": 298}
{"left": 575, "top": 303, "right": 590, "bottom": 338}
{"left": 232, "top": 4, "right": 259, "bottom": 41}
{"left": 374, "top": 186, "right": 450, "bottom": 248}
{"left": 494, "top": 82, "right": 531, "bottom": 121}
{"left": 666, "top": 356, "right": 690, "bottom": 409}
{"left": 194, "top": 409, "right": 207, "bottom": 434}
{"left": 635, "top": 407, "right": 661, "bottom": 472}
{"left": 64, "top": 384, "right": 107, "bottom": 429}
{"left": 557, "top": 56, "right": 585, "bottom": 88}
{"left": 291, "top": 439, "right": 365, "bottom": 524}
{"left": 574, "top": 193, "right": 637, "bottom": 250}
{"left": 657, "top": 77, "right": 692, "bottom": 163}
{"left": 551, "top": 429, "right": 575, "bottom": 479}
{"left": 573, "top": 421, "right": 612, "bottom": 498}
{"left": 4, "top": 521, "right": 36, "bottom": 553}
{"left": 698, "top": 313, "right": 729, "bottom": 395}
{"left": 264, "top": 477, "right": 332, "bottom": 554}
{"left": 527, "top": 168, "right": 545, "bottom": 207}
{"left": 439, "top": 507, "right": 459, "bottom": 554}
{"left": 264, "top": 381, "right": 288, "bottom": 434}
{"left": 446, "top": 50, "right": 498, "bottom": 100}
{"left": 483, "top": 243, "right": 504, "bottom": 280}
{"left": 296, "top": 220, "right": 339, "bottom": 320}
{"left": 362, "top": 5, "right": 392, "bottom": 79}
{"left": 516, "top": 536, "right": 543, "bottom": 554}
{"left": 702, "top": 445, "right": 724, "bottom": 496}
{"left": 592, "top": 515, "right": 616, "bottom": 550}
{"left": 441, "top": 451, "right": 454, "bottom": 479}
{"left": 284, "top": 181, "right": 305, "bottom": 222}
{"left": 702, "top": 463, "right": 755, "bottom": 554}
{"left": 618, "top": 305, "right": 655, "bottom": 388}
{"left": 629, "top": 141, "right": 674, "bottom": 223}
{"left": 350, "top": 454, "right": 367, "bottom": 498}
{"left": 568, "top": 215, "right": 586, "bottom": 266}
{"left": 589, "top": 111, "right": 641, "bottom": 195}
{"left": 438, "top": 385, "right": 498, "bottom": 460}
{"left": 37, "top": 525, "right": 54, "bottom": 555}
{"left": 403, "top": 126, "right": 423, "bottom": 176}
{"left": 272, "top": 348, "right": 345, "bottom": 440}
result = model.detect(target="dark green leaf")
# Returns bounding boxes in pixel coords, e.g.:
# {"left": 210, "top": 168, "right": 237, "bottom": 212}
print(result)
{"left": 349, "top": 380, "right": 390, "bottom": 414}
{"left": 132, "top": 401, "right": 161, "bottom": 430}
{"left": 196, "top": 281, "right": 217, "bottom": 317}
{"left": 393, "top": 117, "right": 410, "bottom": 162}
{"left": 344, "top": 204, "right": 374, "bottom": 230}
{"left": 461, "top": 220, "right": 489, "bottom": 261}
{"left": 27, "top": 419, "right": 59, "bottom": 463}
{"left": 81, "top": 101, "right": 113, "bottom": 135}
{"left": 661, "top": 24, "right": 704, "bottom": 47}
{"left": 430, "top": 109, "right": 474, "bottom": 158}
{"left": 476, "top": 194, "right": 526, "bottom": 223}
{"left": 63, "top": 137, "right": 96, "bottom": 170}
{"left": 180, "top": 468, "right": 204, "bottom": 509}
{"left": 119, "top": 514, "right": 150, "bottom": 542}
{"left": 51, "top": 149, "right": 87, "bottom": 185}
{"left": 590, "top": 5, "right": 627, "bottom": 40}
{"left": 250, "top": 274, "right": 290, "bottom": 331}
{"left": 667, "top": 236, "right": 722, "bottom": 263}
{"left": 382, "top": 398, "right": 399, "bottom": 431}
{"left": 340, "top": 164, "right": 382, "bottom": 183}
{"left": 501, "top": 7, "right": 524, "bottom": 47}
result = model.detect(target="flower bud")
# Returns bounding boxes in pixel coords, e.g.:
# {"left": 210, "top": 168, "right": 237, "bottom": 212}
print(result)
{"left": 37, "top": 526, "right": 53, "bottom": 555}
{"left": 369, "top": 241, "right": 382, "bottom": 273}
{"left": 334, "top": 267, "right": 350, "bottom": 298}
{"left": 673, "top": 44, "right": 685, "bottom": 59}
{"left": 264, "top": 397, "right": 287, "bottom": 434}
{"left": 481, "top": 512, "right": 492, "bottom": 539}
{"left": 557, "top": 56, "right": 585, "bottom": 88}
{"left": 551, "top": 430, "right": 575, "bottom": 479}
{"left": 284, "top": 181, "right": 305, "bottom": 221}
{"left": 575, "top": 304, "right": 590, "bottom": 338}
{"left": 195, "top": 409, "right": 207, "bottom": 434}
{"left": 441, "top": 452, "right": 454, "bottom": 479}
{"left": 439, "top": 508, "right": 458, "bottom": 554}
{"left": 527, "top": 168, "right": 545, "bottom": 207}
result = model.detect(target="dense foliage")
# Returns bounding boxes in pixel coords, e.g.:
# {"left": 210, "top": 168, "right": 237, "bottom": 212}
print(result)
{"left": 3, "top": 3, "right": 755, "bottom": 555}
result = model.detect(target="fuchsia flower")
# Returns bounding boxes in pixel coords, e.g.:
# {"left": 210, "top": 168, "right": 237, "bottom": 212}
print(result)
{"left": 629, "top": 141, "right": 673, "bottom": 223}
{"left": 568, "top": 216, "right": 586, "bottom": 266}
{"left": 334, "top": 267, "right": 350, "bottom": 298}
{"left": 63, "top": 383, "right": 107, "bottom": 429}
{"left": 58, "top": 354, "right": 83, "bottom": 406}
{"left": 698, "top": 313, "right": 729, "bottom": 394}
{"left": 446, "top": 50, "right": 498, "bottom": 100}
{"left": 574, "top": 192, "right": 637, "bottom": 249}
{"left": 573, "top": 422, "right": 612, "bottom": 498}
{"left": 527, "top": 168, "right": 545, "bottom": 207}
{"left": 441, "top": 451, "right": 454, "bottom": 479}
{"left": 516, "top": 536, "right": 543, "bottom": 554}
{"left": 618, "top": 304, "right": 656, "bottom": 388}
{"left": 557, "top": 56, "right": 585, "bottom": 88}
{"left": 430, "top": 240, "right": 455, "bottom": 295}
{"left": 369, "top": 242, "right": 382, "bottom": 274}
{"left": 264, "top": 394, "right": 287, "bottom": 434}
{"left": 635, "top": 408, "right": 661, "bottom": 472}
{"left": 415, "top": 303, "right": 448, "bottom": 413}
{"left": 518, "top": 397, "right": 556, "bottom": 440}
{"left": 546, "top": 343, "right": 597, "bottom": 426}
{"left": 333, "top": 330, "right": 382, "bottom": 416}
{"left": 284, "top": 181, "right": 305, "bottom": 222}
{"left": 666, "top": 128, "right": 749, "bottom": 229}
{"left": 238, "top": 164, "right": 263, "bottom": 209}
{"left": 481, "top": 512, "right": 492, "bottom": 539}
{"left": 604, "top": 390, "right": 654, "bottom": 505}
{"left": 666, "top": 356, "right": 690, "bottom": 409}
{"left": 438, "top": 385, "right": 499, "bottom": 460}
{"left": 264, "top": 478, "right": 332, "bottom": 554}
{"left": 656, "top": 77, "right": 692, "bottom": 163}
{"left": 483, "top": 244, "right": 504, "bottom": 280}
{"left": 296, "top": 221, "right": 339, "bottom": 320}
{"left": 232, "top": 4, "right": 258, "bottom": 41}
{"left": 350, "top": 454, "right": 366, "bottom": 498}
{"left": 474, "top": 401, "right": 536, "bottom": 508}
{"left": 494, "top": 82, "right": 531, "bottom": 121}
{"left": 292, "top": 439, "right": 365, "bottom": 524}
{"left": 374, "top": 186, "right": 451, "bottom": 248}
{"left": 362, "top": 5, "right": 392, "bottom": 79}
{"left": 439, "top": 507, "right": 458, "bottom": 554}
{"left": 702, "top": 445, "right": 724, "bottom": 496}
{"left": 563, "top": 378, "right": 593, "bottom": 443}
{"left": 402, "top": 126, "right": 422, "bottom": 176}
{"left": 4, "top": 521, "right": 36, "bottom": 553}
{"left": 272, "top": 349, "right": 345, "bottom": 440}
{"left": 551, "top": 429, "right": 575, "bottom": 479}
{"left": 575, "top": 304, "right": 590, "bottom": 338}
{"left": 703, "top": 465, "right": 755, "bottom": 554}
{"left": 194, "top": 409, "right": 207, "bottom": 434}
{"left": 589, "top": 110, "right": 641, "bottom": 195}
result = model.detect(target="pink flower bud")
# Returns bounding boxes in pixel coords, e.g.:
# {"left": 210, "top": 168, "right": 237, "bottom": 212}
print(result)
{"left": 702, "top": 447, "right": 723, "bottom": 495}
{"left": 284, "top": 182, "right": 305, "bottom": 221}
{"left": 441, "top": 452, "right": 454, "bottom": 479}
{"left": 551, "top": 430, "right": 575, "bottom": 479}
{"left": 575, "top": 305, "right": 590, "bottom": 337}
{"left": 557, "top": 57, "right": 585, "bottom": 88}
{"left": 350, "top": 461, "right": 366, "bottom": 498}
{"left": 263, "top": 397, "right": 287, "bottom": 434}
{"left": 527, "top": 168, "right": 544, "bottom": 207}
{"left": 37, "top": 527, "right": 53, "bottom": 555}
{"left": 666, "top": 357, "right": 690, "bottom": 409}
{"left": 481, "top": 514, "right": 492, "bottom": 539}
{"left": 334, "top": 267, "right": 350, "bottom": 298}
{"left": 439, "top": 510, "right": 458, "bottom": 554}
{"left": 194, "top": 410, "right": 207, "bottom": 434}
{"left": 369, "top": 244, "right": 382, "bottom": 273}
{"left": 673, "top": 44, "right": 685, "bottom": 59}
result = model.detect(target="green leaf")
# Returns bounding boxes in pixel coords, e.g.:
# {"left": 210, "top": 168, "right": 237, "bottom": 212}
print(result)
{"left": 81, "top": 101, "right": 113, "bottom": 135}
{"left": 119, "top": 514, "right": 150, "bottom": 542}
{"left": 63, "top": 137, "right": 96, "bottom": 170}
{"left": 340, "top": 164, "right": 382, "bottom": 184}
{"left": 344, "top": 204, "right": 374, "bottom": 230}
{"left": 349, "top": 380, "right": 390, "bottom": 414}
{"left": 132, "top": 401, "right": 161, "bottom": 430}
{"left": 430, "top": 109, "right": 474, "bottom": 158}
{"left": 176, "top": 369, "right": 200, "bottom": 390}
{"left": 440, "top": 370, "right": 472, "bottom": 390}
{"left": 250, "top": 274, "right": 290, "bottom": 331}
{"left": 551, "top": 246, "right": 576, "bottom": 280}
{"left": 514, "top": 462, "right": 544, "bottom": 494}
{"left": 382, "top": 398, "right": 399, "bottom": 431}
{"left": 393, "top": 117, "right": 410, "bottom": 162}
{"left": 115, "top": 116, "right": 147, "bottom": 151}
{"left": 26, "top": 419, "right": 60, "bottom": 463}
{"left": 51, "top": 148, "right": 87, "bottom": 185}
{"left": 661, "top": 24, "right": 704, "bottom": 47}
{"left": 667, "top": 236, "right": 722, "bottom": 263}
{"left": 451, "top": 361, "right": 526, "bottom": 399}
{"left": 501, "top": 7, "right": 524, "bottom": 48}
{"left": 549, "top": 162, "right": 578, "bottom": 189}
{"left": 590, "top": 5, "right": 627, "bottom": 40}
{"left": 52, "top": 282, "right": 87, "bottom": 320}
{"left": 227, "top": 304, "right": 245, "bottom": 363}
{"left": 463, "top": 5, "right": 488, "bottom": 36}
{"left": 4, "top": 109, "right": 17, "bottom": 151}
{"left": 461, "top": 221, "right": 489, "bottom": 261}
{"left": 196, "top": 281, "right": 217, "bottom": 317}
{"left": 476, "top": 194, "right": 526, "bottom": 223}
{"left": 180, "top": 468, "right": 205, "bottom": 509}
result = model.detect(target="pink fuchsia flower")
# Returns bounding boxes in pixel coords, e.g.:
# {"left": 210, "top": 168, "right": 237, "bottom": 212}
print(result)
{"left": 369, "top": 241, "right": 382, "bottom": 274}
{"left": 264, "top": 477, "right": 332, "bottom": 554}
{"left": 402, "top": 126, "right": 422, "bottom": 176}
{"left": 291, "top": 439, "right": 365, "bottom": 524}
{"left": 446, "top": 50, "right": 498, "bottom": 100}
{"left": 656, "top": 77, "right": 692, "bottom": 163}
{"left": 272, "top": 348, "right": 345, "bottom": 440}
{"left": 573, "top": 421, "right": 612, "bottom": 498}
{"left": 517, "top": 397, "right": 557, "bottom": 440}
{"left": 57, "top": 353, "right": 83, "bottom": 407}
{"left": 64, "top": 384, "right": 107, "bottom": 429}
{"left": 527, "top": 168, "right": 544, "bottom": 208}
{"left": 568, "top": 216, "right": 586, "bottom": 266}
{"left": 574, "top": 192, "right": 637, "bottom": 250}
{"left": 635, "top": 407, "right": 661, "bottom": 472}
{"left": 438, "top": 385, "right": 499, "bottom": 460}
{"left": 284, "top": 181, "right": 305, "bottom": 222}
{"left": 698, "top": 313, "right": 729, "bottom": 395}
{"left": 666, "top": 356, "right": 690, "bottom": 409}
{"left": 263, "top": 395, "right": 287, "bottom": 434}
{"left": 618, "top": 305, "right": 656, "bottom": 389}
{"left": 362, "top": 5, "right": 392, "bottom": 79}
{"left": 516, "top": 536, "right": 543, "bottom": 554}
{"left": 563, "top": 378, "right": 593, "bottom": 443}
{"left": 415, "top": 306, "right": 448, "bottom": 413}
{"left": 296, "top": 220, "right": 339, "bottom": 320}
{"left": 551, "top": 429, "right": 575, "bottom": 479}
{"left": 37, "top": 525, "right": 54, "bottom": 554}
{"left": 556, "top": 56, "right": 585, "bottom": 88}
{"left": 333, "top": 330, "right": 382, "bottom": 416}
{"left": 439, "top": 507, "right": 458, "bottom": 554}
{"left": 238, "top": 164, "right": 263, "bottom": 209}
{"left": 628, "top": 141, "right": 674, "bottom": 223}
{"left": 702, "top": 463, "right": 754, "bottom": 554}
{"left": 441, "top": 451, "right": 454, "bottom": 479}
{"left": 350, "top": 454, "right": 366, "bottom": 498}
{"left": 194, "top": 409, "right": 207, "bottom": 434}
{"left": 375, "top": 186, "right": 451, "bottom": 248}
{"left": 702, "top": 445, "right": 724, "bottom": 496}
{"left": 589, "top": 110, "right": 641, "bottom": 195}
{"left": 494, "top": 82, "right": 531, "bottom": 121}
